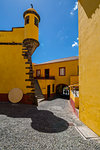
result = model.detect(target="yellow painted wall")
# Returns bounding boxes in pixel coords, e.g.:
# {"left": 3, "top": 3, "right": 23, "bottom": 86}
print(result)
{"left": 0, "top": 45, "right": 32, "bottom": 94}
{"left": 79, "top": 0, "right": 100, "bottom": 136}
{"left": 70, "top": 76, "right": 79, "bottom": 85}
{"left": 38, "top": 80, "right": 55, "bottom": 95}
{"left": 0, "top": 28, "right": 24, "bottom": 43}
{"left": 70, "top": 90, "right": 79, "bottom": 108}
{"left": 34, "top": 59, "right": 79, "bottom": 95}
{"left": 0, "top": 25, "right": 38, "bottom": 95}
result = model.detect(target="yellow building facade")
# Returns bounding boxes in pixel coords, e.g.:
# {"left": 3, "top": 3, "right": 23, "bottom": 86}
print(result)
{"left": 33, "top": 56, "right": 79, "bottom": 99}
{"left": 69, "top": 84, "right": 79, "bottom": 117}
{"left": 0, "top": 7, "right": 40, "bottom": 105}
{"left": 78, "top": 0, "right": 100, "bottom": 136}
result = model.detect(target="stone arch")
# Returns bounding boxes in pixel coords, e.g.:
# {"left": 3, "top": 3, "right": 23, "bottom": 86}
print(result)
{"left": 56, "top": 84, "right": 68, "bottom": 97}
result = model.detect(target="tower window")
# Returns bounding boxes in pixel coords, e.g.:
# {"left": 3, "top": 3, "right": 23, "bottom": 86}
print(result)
{"left": 25, "top": 16, "right": 29, "bottom": 25}
{"left": 34, "top": 17, "right": 39, "bottom": 27}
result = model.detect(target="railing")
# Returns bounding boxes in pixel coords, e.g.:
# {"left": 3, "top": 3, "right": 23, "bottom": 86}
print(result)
{"left": 34, "top": 76, "right": 55, "bottom": 80}
{"left": 72, "top": 90, "right": 79, "bottom": 97}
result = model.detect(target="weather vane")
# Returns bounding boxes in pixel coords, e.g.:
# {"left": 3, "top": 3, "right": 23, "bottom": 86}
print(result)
{"left": 31, "top": 4, "right": 33, "bottom": 8}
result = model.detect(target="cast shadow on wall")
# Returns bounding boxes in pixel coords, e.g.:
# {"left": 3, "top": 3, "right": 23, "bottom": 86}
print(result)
{"left": 79, "top": 0, "right": 100, "bottom": 18}
{"left": 0, "top": 103, "right": 69, "bottom": 133}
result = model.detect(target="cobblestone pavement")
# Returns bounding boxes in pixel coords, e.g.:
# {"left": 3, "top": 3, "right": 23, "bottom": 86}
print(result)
{"left": 0, "top": 98, "right": 100, "bottom": 150}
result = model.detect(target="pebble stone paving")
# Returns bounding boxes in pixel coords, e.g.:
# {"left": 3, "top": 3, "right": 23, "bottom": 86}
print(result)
{"left": 0, "top": 98, "right": 100, "bottom": 150}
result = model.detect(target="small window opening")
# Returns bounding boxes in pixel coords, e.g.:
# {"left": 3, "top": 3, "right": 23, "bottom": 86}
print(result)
{"left": 34, "top": 17, "right": 39, "bottom": 27}
{"left": 25, "top": 16, "right": 29, "bottom": 25}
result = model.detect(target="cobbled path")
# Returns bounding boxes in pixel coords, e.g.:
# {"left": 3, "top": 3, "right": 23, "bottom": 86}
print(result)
{"left": 0, "top": 98, "right": 100, "bottom": 150}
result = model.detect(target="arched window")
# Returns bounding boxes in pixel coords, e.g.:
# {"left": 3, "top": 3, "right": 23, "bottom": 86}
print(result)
{"left": 34, "top": 17, "right": 39, "bottom": 27}
{"left": 25, "top": 16, "right": 29, "bottom": 25}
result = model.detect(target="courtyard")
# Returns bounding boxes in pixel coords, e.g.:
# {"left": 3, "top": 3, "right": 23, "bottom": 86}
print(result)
{"left": 0, "top": 98, "right": 100, "bottom": 150}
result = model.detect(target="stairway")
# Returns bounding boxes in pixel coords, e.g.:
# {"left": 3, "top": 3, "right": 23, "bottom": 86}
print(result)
{"left": 22, "top": 45, "right": 37, "bottom": 105}
{"left": 34, "top": 79, "right": 45, "bottom": 102}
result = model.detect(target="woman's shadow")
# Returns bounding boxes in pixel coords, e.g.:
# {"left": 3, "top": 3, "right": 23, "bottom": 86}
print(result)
{"left": 0, "top": 103, "right": 69, "bottom": 133}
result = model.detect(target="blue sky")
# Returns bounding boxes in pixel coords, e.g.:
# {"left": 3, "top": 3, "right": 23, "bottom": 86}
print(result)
{"left": 0, "top": 0, "right": 78, "bottom": 64}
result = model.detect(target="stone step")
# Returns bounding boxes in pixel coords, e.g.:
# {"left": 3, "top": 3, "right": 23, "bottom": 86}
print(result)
{"left": 22, "top": 48, "right": 28, "bottom": 50}
{"left": 26, "top": 72, "right": 33, "bottom": 75}
{"left": 25, "top": 67, "right": 33, "bottom": 69}
{"left": 34, "top": 79, "right": 44, "bottom": 100}
{"left": 31, "top": 89, "right": 35, "bottom": 92}
{"left": 22, "top": 51, "right": 29, "bottom": 53}
{"left": 25, "top": 61, "right": 32, "bottom": 64}
{"left": 26, "top": 86, "right": 34, "bottom": 88}
{"left": 22, "top": 54, "right": 28, "bottom": 56}
{"left": 25, "top": 79, "right": 34, "bottom": 81}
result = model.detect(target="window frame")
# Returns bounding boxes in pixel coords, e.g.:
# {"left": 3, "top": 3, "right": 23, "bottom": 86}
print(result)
{"left": 34, "top": 17, "right": 39, "bottom": 27}
{"left": 59, "top": 67, "right": 66, "bottom": 76}
{"left": 36, "top": 69, "right": 41, "bottom": 77}
{"left": 25, "top": 16, "right": 29, "bottom": 25}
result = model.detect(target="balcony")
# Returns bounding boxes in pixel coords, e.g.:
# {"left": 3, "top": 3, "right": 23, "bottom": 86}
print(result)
{"left": 34, "top": 76, "right": 55, "bottom": 80}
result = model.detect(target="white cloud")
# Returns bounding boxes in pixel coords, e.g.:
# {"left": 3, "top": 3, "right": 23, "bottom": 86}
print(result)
{"left": 72, "top": 41, "right": 78, "bottom": 47}
{"left": 73, "top": 2, "right": 78, "bottom": 11}
{"left": 70, "top": 12, "right": 74, "bottom": 15}
{"left": 70, "top": 1, "right": 78, "bottom": 15}
{"left": 77, "top": 37, "right": 79, "bottom": 40}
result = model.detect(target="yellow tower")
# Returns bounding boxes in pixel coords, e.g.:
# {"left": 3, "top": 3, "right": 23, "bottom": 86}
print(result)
{"left": 22, "top": 6, "right": 40, "bottom": 105}
{"left": 23, "top": 6, "right": 40, "bottom": 53}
